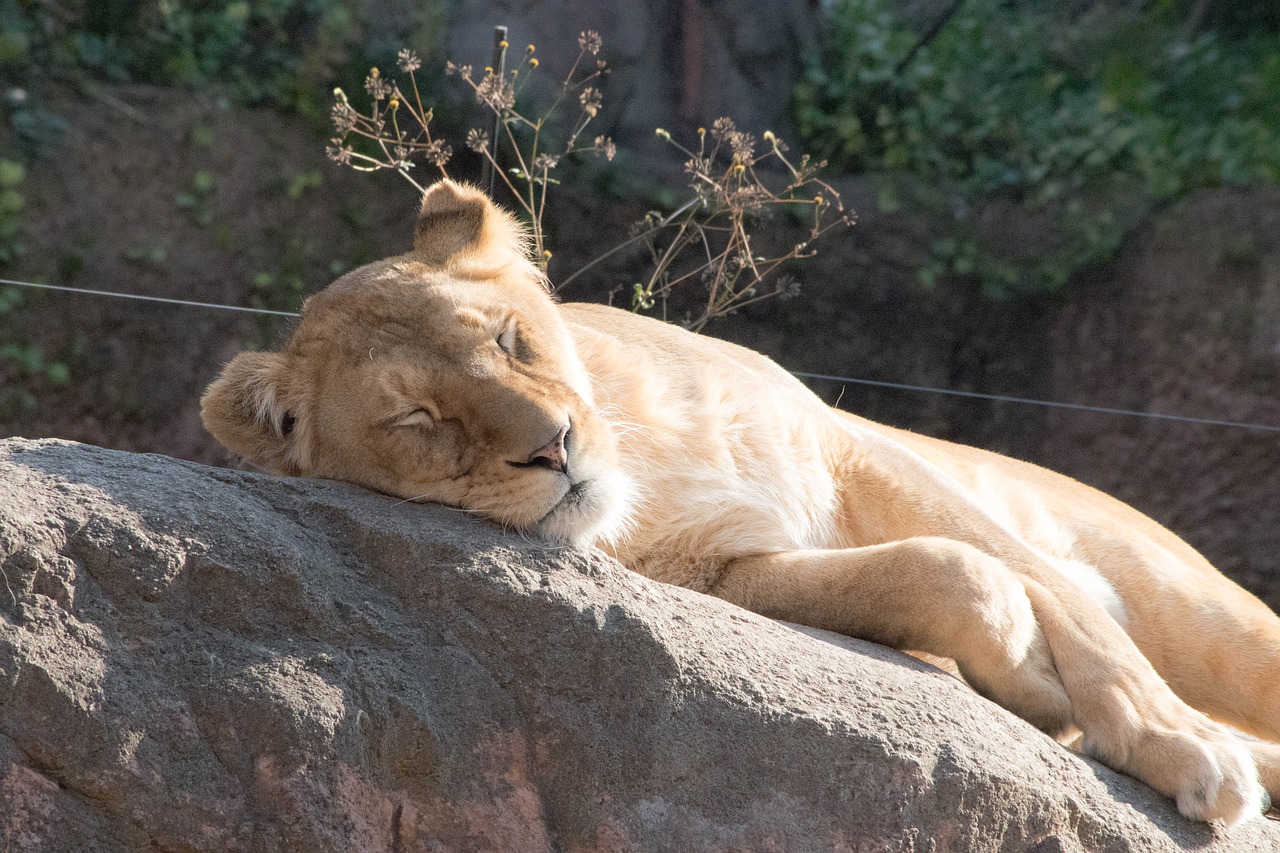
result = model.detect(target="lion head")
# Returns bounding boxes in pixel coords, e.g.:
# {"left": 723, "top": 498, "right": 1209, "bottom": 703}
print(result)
{"left": 201, "top": 180, "right": 633, "bottom": 544}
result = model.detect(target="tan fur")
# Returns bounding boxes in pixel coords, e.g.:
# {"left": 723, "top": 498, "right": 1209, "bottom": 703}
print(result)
{"left": 203, "top": 181, "right": 1280, "bottom": 825}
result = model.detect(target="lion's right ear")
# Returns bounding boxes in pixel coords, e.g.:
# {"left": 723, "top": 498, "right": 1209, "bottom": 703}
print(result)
{"left": 413, "top": 179, "right": 531, "bottom": 273}
{"left": 200, "top": 352, "right": 306, "bottom": 475}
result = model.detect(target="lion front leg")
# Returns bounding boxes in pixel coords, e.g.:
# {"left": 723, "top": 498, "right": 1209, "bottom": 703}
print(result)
{"left": 710, "top": 537, "right": 1075, "bottom": 738}
{"left": 711, "top": 539, "right": 1268, "bottom": 825}
{"left": 1015, "top": 573, "right": 1267, "bottom": 825}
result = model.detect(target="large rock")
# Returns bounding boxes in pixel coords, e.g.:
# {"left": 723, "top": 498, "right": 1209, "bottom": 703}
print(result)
{"left": 0, "top": 438, "right": 1275, "bottom": 852}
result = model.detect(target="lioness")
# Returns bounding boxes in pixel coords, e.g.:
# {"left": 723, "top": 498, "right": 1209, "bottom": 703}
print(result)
{"left": 202, "top": 180, "right": 1280, "bottom": 825}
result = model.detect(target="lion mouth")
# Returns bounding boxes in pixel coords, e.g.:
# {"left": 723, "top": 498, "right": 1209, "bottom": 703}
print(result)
{"left": 532, "top": 468, "right": 632, "bottom": 546}
{"left": 550, "top": 479, "right": 591, "bottom": 514}
{"left": 536, "top": 478, "right": 593, "bottom": 526}
{"left": 562, "top": 480, "right": 590, "bottom": 505}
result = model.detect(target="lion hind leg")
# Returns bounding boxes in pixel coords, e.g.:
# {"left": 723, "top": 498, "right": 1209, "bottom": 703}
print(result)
{"left": 1103, "top": 726, "right": 1261, "bottom": 824}
{"left": 1144, "top": 582, "right": 1280, "bottom": 746}
{"left": 1079, "top": 535, "right": 1280, "bottom": 745}
{"left": 1244, "top": 739, "right": 1280, "bottom": 814}
{"left": 715, "top": 540, "right": 1269, "bottom": 825}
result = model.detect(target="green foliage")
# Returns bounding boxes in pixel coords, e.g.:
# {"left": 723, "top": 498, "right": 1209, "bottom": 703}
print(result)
{"left": 123, "top": 243, "right": 169, "bottom": 266}
{"left": 250, "top": 231, "right": 309, "bottom": 313}
{"left": 0, "top": 159, "right": 24, "bottom": 266}
{"left": 2, "top": 1, "right": 445, "bottom": 114}
{"left": 175, "top": 170, "right": 217, "bottom": 226}
{"left": 8, "top": 100, "right": 70, "bottom": 160}
{"left": 796, "top": 0, "right": 1280, "bottom": 297}
{"left": 0, "top": 158, "right": 70, "bottom": 414}
{"left": 284, "top": 168, "right": 322, "bottom": 199}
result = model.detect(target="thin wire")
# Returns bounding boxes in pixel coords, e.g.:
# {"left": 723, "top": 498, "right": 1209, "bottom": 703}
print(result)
{"left": 791, "top": 371, "right": 1280, "bottom": 434}
{"left": 3, "top": 275, "right": 1278, "bottom": 433}
{"left": 0, "top": 278, "right": 301, "bottom": 317}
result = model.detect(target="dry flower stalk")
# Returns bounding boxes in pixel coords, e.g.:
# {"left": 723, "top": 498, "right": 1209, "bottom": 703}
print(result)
{"left": 328, "top": 32, "right": 852, "bottom": 330}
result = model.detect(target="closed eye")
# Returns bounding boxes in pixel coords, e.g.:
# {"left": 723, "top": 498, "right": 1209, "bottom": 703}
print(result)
{"left": 391, "top": 408, "right": 436, "bottom": 429}
{"left": 496, "top": 315, "right": 517, "bottom": 355}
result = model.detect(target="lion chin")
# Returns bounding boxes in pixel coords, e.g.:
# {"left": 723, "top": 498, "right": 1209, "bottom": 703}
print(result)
{"left": 531, "top": 469, "right": 635, "bottom": 545}
{"left": 202, "top": 178, "right": 1280, "bottom": 828}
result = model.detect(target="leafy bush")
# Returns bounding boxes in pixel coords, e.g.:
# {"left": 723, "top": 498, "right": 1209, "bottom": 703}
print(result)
{"left": 796, "top": 0, "right": 1280, "bottom": 296}
{"left": 1, "top": 0, "right": 444, "bottom": 114}
{"left": 0, "top": 158, "right": 68, "bottom": 414}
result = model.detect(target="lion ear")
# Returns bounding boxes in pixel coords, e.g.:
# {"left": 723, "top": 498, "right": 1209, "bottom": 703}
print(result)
{"left": 200, "top": 351, "right": 307, "bottom": 475}
{"left": 413, "top": 179, "right": 530, "bottom": 270}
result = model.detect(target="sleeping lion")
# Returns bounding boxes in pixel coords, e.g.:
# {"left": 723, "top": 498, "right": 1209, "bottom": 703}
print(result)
{"left": 202, "top": 179, "right": 1280, "bottom": 826}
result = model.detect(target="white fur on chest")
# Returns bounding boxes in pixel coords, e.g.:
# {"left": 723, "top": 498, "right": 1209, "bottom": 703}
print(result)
{"left": 606, "top": 377, "right": 839, "bottom": 561}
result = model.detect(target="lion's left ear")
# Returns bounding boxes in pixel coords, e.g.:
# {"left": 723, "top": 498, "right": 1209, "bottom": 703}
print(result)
{"left": 413, "top": 179, "right": 531, "bottom": 271}
{"left": 200, "top": 351, "right": 309, "bottom": 475}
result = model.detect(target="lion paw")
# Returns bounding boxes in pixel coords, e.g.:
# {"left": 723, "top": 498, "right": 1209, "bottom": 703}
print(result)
{"left": 1085, "top": 714, "right": 1266, "bottom": 826}
{"left": 1170, "top": 729, "right": 1265, "bottom": 826}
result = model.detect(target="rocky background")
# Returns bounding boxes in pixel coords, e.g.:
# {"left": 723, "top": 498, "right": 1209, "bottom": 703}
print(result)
{"left": 3, "top": 438, "right": 1278, "bottom": 851}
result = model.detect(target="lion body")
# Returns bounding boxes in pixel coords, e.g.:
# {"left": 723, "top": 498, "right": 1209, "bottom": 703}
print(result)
{"left": 203, "top": 181, "right": 1280, "bottom": 826}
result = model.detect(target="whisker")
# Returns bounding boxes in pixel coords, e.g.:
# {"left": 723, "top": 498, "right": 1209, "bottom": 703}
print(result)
{"left": 389, "top": 493, "right": 433, "bottom": 507}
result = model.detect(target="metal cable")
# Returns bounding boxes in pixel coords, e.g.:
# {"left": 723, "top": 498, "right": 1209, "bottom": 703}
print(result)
{"left": 4, "top": 276, "right": 1278, "bottom": 433}
{"left": 0, "top": 278, "right": 301, "bottom": 317}
{"left": 791, "top": 372, "right": 1280, "bottom": 434}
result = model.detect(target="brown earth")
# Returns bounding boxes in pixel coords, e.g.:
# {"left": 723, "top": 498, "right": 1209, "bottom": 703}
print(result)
{"left": 2, "top": 84, "right": 1279, "bottom": 613}
{"left": 0, "top": 84, "right": 415, "bottom": 463}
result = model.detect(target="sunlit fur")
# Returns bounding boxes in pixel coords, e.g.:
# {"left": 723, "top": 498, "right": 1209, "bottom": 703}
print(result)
{"left": 203, "top": 180, "right": 1280, "bottom": 827}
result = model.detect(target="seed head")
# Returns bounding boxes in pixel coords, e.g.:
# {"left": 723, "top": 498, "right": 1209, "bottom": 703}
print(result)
{"left": 330, "top": 99, "right": 357, "bottom": 134}
{"left": 466, "top": 128, "right": 490, "bottom": 152}
{"left": 579, "top": 31, "right": 602, "bottom": 55}
{"left": 476, "top": 72, "right": 515, "bottom": 110}
{"left": 365, "top": 71, "right": 391, "bottom": 100}
{"left": 397, "top": 49, "right": 421, "bottom": 73}
{"left": 579, "top": 86, "right": 603, "bottom": 117}
{"left": 326, "top": 142, "right": 353, "bottom": 165}
{"left": 710, "top": 117, "right": 736, "bottom": 140}
{"left": 425, "top": 139, "right": 452, "bottom": 167}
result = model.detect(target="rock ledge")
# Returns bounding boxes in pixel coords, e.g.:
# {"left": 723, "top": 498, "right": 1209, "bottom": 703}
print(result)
{"left": 1, "top": 438, "right": 1276, "bottom": 851}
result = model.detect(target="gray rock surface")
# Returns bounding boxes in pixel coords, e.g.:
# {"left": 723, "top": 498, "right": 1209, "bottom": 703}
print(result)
{"left": 0, "top": 437, "right": 1277, "bottom": 852}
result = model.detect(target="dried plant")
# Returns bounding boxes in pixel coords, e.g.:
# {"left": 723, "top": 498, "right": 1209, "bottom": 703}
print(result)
{"left": 328, "top": 34, "right": 614, "bottom": 272}
{"left": 327, "top": 31, "right": 853, "bottom": 330}
{"left": 611, "top": 119, "right": 853, "bottom": 331}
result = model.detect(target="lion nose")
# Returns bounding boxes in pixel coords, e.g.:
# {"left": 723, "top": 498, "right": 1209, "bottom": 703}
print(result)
{"left": 527, "top": 425, "right": 569, "bottom": 473}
